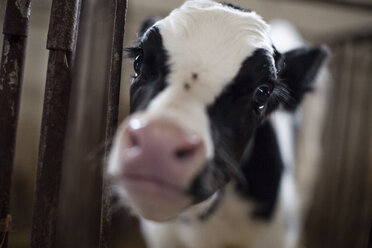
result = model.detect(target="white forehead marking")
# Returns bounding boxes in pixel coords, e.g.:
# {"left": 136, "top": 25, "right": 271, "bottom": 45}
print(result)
{"left": 142, "top": 0, "right": 274, "bottom": 159}
{"left": 155, "top": 0, "right": 273, "bottom": 105}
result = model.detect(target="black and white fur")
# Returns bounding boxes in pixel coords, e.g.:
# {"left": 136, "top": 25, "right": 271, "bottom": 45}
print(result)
{"left": 108, "top": 1, "right": 328, "bottom": 247}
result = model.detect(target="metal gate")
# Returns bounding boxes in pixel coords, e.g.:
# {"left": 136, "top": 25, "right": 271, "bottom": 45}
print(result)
{"left": 0, "top": 0, "right": 128, "bottom": 247}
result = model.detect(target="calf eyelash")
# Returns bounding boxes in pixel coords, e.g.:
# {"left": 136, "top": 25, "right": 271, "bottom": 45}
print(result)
{"left": 125, "top": 46, "right": 143, "bottom": 59}
{"left": 270, "top": 82, "right": 291, "bottom": 106}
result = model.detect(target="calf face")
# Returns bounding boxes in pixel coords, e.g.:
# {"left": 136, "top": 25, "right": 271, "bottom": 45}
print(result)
{"left": 107, "top": 0, "right": 327, "bottom": 221}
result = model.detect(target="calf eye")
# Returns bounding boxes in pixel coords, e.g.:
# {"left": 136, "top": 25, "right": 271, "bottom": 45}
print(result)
{"left": 133, "top": 54, "right": 143, "bottom": 77}
{"left": 253, "top": 84, "right": 271, "bottom": 113}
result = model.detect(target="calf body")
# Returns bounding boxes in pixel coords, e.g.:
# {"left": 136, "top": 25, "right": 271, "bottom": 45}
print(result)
{"left": 107, "top": 1, "right": 328, "bottom": 247}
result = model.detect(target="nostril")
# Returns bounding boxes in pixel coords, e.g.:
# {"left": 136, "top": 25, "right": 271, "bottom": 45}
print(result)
{"left": 127, "top": 128, "right": 140, "bottom": 148}
{"left": 174, "top": 144, "right": 199, "bottom": 161}
{"left": 175, "top": 147, "right": 195, "bottom": 160}
{"left": 129, "top": 132, "right": 140, "bottom": 147}
{"left": 124, "top": 117, "right": 148, "bottom": 149}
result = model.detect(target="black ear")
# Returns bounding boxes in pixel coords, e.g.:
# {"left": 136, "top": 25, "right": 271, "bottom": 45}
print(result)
{"left": 278, "top": 45, "right": 329, "bottom": 110}
{"left": 138, "top": 17, "right": 161, "bottom": 38}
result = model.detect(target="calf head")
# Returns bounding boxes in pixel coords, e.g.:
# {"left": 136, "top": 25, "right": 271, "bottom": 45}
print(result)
{"left": 108, "top": 0, "right": 327, "bottom": 221}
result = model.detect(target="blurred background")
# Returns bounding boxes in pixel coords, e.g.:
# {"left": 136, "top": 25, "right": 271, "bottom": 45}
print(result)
{"left": 0, "top": 0, "right": 371, "bottom": 247}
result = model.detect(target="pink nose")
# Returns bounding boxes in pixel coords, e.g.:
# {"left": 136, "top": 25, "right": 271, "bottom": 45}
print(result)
{"left": 118, "top": 118, "right": 205, "bottom": 186}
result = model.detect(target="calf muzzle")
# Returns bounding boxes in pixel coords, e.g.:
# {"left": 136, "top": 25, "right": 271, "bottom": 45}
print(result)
{"left": 109, "top": 116, "right": 207, "bottom": 220}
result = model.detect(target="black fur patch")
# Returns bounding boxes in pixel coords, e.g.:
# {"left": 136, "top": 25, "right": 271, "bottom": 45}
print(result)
{"left": 198, "top": 190, "right": 224, "bottom": 221}
{"left": 128, "top": 27, "right": 170, "bottom": 112}
{"left": 273, "top": 46, "right": 285, "bottom": 74}
{"left": 279, "top": 46, "right": 328, "bottom": 110}
{"left": 137, "top": 17, "right": 161, "bottom": 38}
{"left": 207, "top": 48, "right": 288, "bottom": 153}
{"left": 221, "top": 2, "right": 252, "bottom": 13}
{"left": 188, "top": 49, "right": 287, "bottom": 204}
{"left": 237, "top": 120, "right": 284, "bottom": 220}
{"left": 188, "top": 157, "right": 234, "bottom": 203}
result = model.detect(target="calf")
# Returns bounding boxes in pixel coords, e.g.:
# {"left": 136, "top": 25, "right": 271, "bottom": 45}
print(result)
{"left": 107, "top": 1, "right": 328, "bottom": 247}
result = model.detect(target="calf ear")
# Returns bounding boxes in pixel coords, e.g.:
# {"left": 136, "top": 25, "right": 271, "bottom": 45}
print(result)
{"left": 138, "top": 17, "right": 161, "bottom": 38}
{"left": 278, "top": 45, "right": 329, "bottom": 110}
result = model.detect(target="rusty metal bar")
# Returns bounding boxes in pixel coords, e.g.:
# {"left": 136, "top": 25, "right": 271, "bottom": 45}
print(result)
{"left": 0, "top": 1, "right": 31, "bottom": 248}
{"left": 55, "top": 0, "right": 120, "bottom": 247}
{"left": 30, "top": 0, "right": 81, "bottom": 247}
{"left": 99, "top": 0, "right": 128, "bottom": 247}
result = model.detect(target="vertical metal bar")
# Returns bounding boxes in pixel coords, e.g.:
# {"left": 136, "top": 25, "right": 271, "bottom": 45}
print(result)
{"left": 55, "top": 0, "right": 118, "bottom": 247}
{"left": 99, "top": 0, "right": 128, "bottom": 247}
{"left": 0, "top": 1, "right": 31, "bottom": 248}
{"left": 30, "top": 1, "right": 81, "bottom": 247}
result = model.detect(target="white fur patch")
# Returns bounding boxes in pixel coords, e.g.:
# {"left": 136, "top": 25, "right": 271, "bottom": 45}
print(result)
{"left": 141, "top": 183, "right": 294, "bottom": 248}
{"left": 270, "top": 110, "right": 300, "bottom": 248}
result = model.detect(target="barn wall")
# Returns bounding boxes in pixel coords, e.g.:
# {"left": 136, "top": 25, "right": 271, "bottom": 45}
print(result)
{"left": 304, "top": 34, "right": 372, "bottom": 248}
